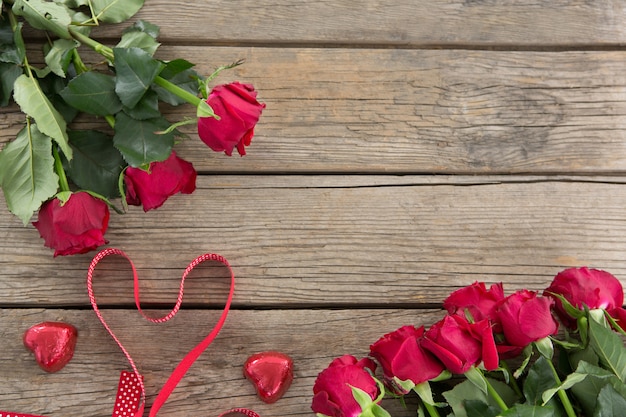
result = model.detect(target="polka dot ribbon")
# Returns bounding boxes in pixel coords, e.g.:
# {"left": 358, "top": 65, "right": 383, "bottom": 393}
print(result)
{"left": 1, "top": 248, "right": 259, "bottom": 417}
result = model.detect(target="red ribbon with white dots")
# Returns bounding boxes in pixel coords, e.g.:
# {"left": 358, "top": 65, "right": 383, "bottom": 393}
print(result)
{"left": 1, "top": 248, "right": 258, "bottom": 417}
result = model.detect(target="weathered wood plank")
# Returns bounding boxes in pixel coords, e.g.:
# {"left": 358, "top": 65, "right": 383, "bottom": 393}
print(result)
{"left": 0, "top": 308, "right": 439, "bottom": 416}
{"left": 83, "top": 0, "right": 626, "bottom": 47}
{"left": 3, "top": 48, "right": 626, "bottom": 174}
{"left": 2, "top": 176, "right": 626, "bottom": 307}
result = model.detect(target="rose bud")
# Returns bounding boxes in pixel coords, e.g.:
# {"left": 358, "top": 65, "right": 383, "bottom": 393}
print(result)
{"left": 33, "top": 191, "right": 109, "bottom": 257}
{"left": 421, "top": 315, "right": 498, "bottom": 374}
{"left": 495, "top": 289, "right": 558, "bottom": 348}
{"left": 444, "top": 281, "right": 505, "bottom": 332}
{"left": 311, "top": 355, "right": 380, "bottom": 417}
{"left": 124, "top": 151, "right": 196, "bottom": 212}
{"left": 197, "top": 82, "right": 265, "bottom": 156}
{"left": 544, "top": 267, "right": 625, "bottom": 328}
{"left": 369, "top": 325, "right": 445, "bottom": 393}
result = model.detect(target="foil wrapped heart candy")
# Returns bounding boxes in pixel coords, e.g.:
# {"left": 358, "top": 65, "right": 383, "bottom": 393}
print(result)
{"left": 23, "top": 322, "right": 78, "bottom": 373}
{"left": 243, "top": 351, "right": 293, "bottom": 403}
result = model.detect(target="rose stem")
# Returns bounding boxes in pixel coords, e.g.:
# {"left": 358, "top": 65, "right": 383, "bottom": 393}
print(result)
{"left": 423, "top": 401, "right": 441, "bottom": 417}
{"left": 67, "top": 27, "right": 202, "bottom": 108}
{"left": 499, "top": 361, "right": 522, "bottom": 397}
{"left": 546, "top": 359, "right": 577, "bottom": 417}
{"left": 52, "top": 142, "right": 70, "bottom": 192}
{"left": 485, "top": 376, "right": 508, "bottom": 412}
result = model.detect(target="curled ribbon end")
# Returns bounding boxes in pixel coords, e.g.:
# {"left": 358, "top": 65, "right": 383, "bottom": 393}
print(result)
{"left": 113, "top": 371, "right": 144, "bottom": 417}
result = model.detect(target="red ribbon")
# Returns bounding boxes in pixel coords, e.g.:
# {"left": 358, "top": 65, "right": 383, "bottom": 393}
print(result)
{"left": 2, "top": 248, "right": 258, "bottom": 417}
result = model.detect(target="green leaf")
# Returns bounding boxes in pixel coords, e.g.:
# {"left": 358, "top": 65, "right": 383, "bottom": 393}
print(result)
{"left": 0, "top": 16, "right": 25, "bottom": 64}
{"left": 122, "top": 87, "right": 160, "bottom": 120}
{"left": 123, "top": 19, "right": 160, "bottom": 38}
{"left": 116, "top": 30, "right": 160, "bottom": 56}
{"left": 443, "top": 379, "right": 517, "bottom": 417}
{"left": 66, "top": 130, "right": 125, "bottom": 198}
{"left": 66, "top": 10, "right": 93, "bottom": 36}
{"left": 44, "top": 39, "right": 77, "bottom": 78}
{"left": 12, "top": 0, "right": 72, "bottom": 39}
{"left": 464, "top": 400, "right": 500, "bottom": 417}
{"left": 90, "top": 0, "right": 144, "bottom": 23}
{"left": 524, "top": 357, "right": 559, "bottom": 405}
{"left": 569, "top": 360, "right": 626, "bottom": 417}
{"left": 0, "top": 123, "right": 59, "bottom": 224}
{"left": 113, "top": 112, "right": 174, "bottom": 167}
{"left": 60, "top": 71, "right": 122, "bottom": 116}
{"left": 113, "top": 47, "right": 164, "bottom": 108}
{"left": 57, "top": 0, "right": 91, "bottom": 8}
{"left": 594, "top": 384, "right": 626, "bottom": 417}
{"left": 159, "top": 58, "right": 195, "bottom": 78}
{"left": 500, "top": 404, "right": 557, "bottom": 417}
{"left": 589, "top": 313, "right": 626, "bottom": 382}
{"left": 0, "top": 63, "right": 22, "bottom": 106}
{"left": 13, "top": 74, "right": 72, "bottom": 159}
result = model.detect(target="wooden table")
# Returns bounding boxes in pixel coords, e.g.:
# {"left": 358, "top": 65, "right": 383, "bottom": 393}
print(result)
{"left": 2, "top": 1, "right": 626, "bottom": 415}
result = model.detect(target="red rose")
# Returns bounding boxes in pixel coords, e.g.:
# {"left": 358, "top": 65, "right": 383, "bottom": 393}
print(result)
{"left": 33, "top": 191, "right": 109, "bottom": 257}
{"left": 421, "top": 315, "right": 498, "bottom": 374}
{"left": 197, "top": 82, "right": 265, "bottom": 156}
{"left": 369, "top": 325, "right": 444, "bottom": 392}
{"left": 443, "top": 282, "right": 505, "bottom": 331}
{"left": 311, "top": 355, "right": 379, "bottom": 417}
{"left": 495, "top": 289, "right": 558, "bottom": 348}
{"left": 124, "top": 151, "right": 196, "bottom": 212}
{"left": 544, "top": 267, "right": 625, "bottom": 328}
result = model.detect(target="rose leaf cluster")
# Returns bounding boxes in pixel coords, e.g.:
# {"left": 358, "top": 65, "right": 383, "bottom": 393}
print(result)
{"left": 0, "top": 0, "right": 265, "bottom": 256}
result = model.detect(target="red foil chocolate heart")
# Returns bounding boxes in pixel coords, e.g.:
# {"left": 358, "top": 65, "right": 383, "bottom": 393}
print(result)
{"left": 243, "top": 351, "right": 293, "bottom": 403}
{"left": 23, "top": 321, "right": 78, "bottom": 373}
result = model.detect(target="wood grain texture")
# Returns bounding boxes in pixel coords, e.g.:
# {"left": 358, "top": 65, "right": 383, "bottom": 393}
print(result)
{"left": 4, "top": 1, "right": 626, "bottom": 415}
{"left": 83, "top": 0, "right": 626, "bottom": 47}
{"left": 3, "top": 48, "right": 626, "bottom": 174}
{"left": 2, "top": 176, "right": 626, "bottom": 307}
{"left": 0, "top": 308, "right": 440, "bottom": 417}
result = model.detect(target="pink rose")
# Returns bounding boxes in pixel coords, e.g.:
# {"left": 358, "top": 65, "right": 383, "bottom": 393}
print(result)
{"left": 197, "top": 82, "right": 265, "bottom": 156}
{"left": 444, "top": 281, "right": 505, "bottom": 331}
{"left": 311, "top": 355, "right": 379, "bottom": 417}
{"left": 124, "top": 151, "right": 196, "bottom": 212}
{"left": 369, "top": 325, "right": 444, "bottom": 392}
{"left": 544, "top": 267, "right": 625, "bottom": 328}
{"left": 495, "top": 289, "right": 558, "bottom": 348}
{"left": 33, "top": 191, "right": 109, "bottom": 257}
{"left": 421, "top": 315, "right": 498, "bottom": 374}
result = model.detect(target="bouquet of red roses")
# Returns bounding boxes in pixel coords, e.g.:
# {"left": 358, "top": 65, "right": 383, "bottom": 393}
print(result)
{"left": 0, "top": 0, "right": 265, "bottom": 256}
{"left": 312, "top": 267, "right": 626, "bottom": 417}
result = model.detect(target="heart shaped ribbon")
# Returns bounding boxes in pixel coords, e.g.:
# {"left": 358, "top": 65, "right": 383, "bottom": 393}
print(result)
{"left": 2, "top": 248, "right": 259, "bottom": 417}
